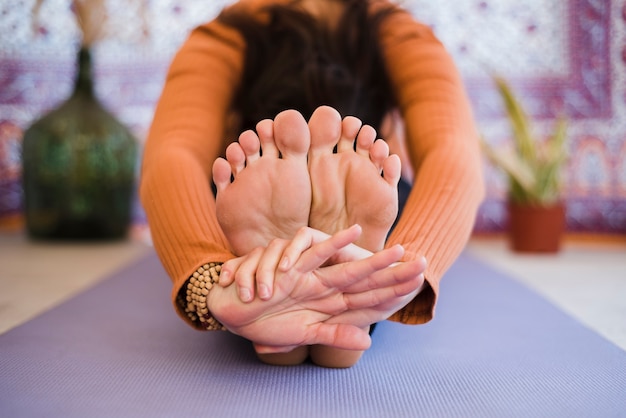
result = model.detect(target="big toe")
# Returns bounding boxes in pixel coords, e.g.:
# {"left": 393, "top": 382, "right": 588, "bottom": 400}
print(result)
{"left": 273, "top": 109, "right": 310, "bottom": 160}
{"left": 308, "top": 105, "right": 342, "bottom": 157}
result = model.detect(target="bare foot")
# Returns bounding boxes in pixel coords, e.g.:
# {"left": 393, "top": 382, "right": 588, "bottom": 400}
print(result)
{"left": 256, "top": 346, "right": 310, "bottom": 367}
{"left": 309, "top": 330, "right": 367, "bottom": 368}
{"left": 306, "top": 106, "right": 401, "bottom": 368}
{"left": 213, "top": 110, "right": 312, "bottom": 256}
{"left": 307, "top": 106, "right": 401, "bottom": 252}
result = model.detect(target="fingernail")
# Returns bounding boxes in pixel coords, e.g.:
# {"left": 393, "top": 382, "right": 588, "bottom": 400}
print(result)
{"left": 258, "top": 284, "right": 271, "bottom": 300}
{"left": 220, "top": 270, "right": 230, "bottom": 285}
{"left": 239, "top": 287, "right": 252, "bottom": 302}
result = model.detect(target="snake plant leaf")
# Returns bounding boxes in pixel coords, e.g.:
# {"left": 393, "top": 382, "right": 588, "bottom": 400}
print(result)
{"left": 494, "top": 76, "right": 537, "bottom": 163}
{"left": 480, "top": 138, "right": 535, "bottom": 193}
{"left": 481, "top": 76, "right": 568, "bottom": 206}
{"left": 546, "top": 116, "right": 567, "bottom": 163}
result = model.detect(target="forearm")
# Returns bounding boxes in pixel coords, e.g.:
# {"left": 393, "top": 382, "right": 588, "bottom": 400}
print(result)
{"left": 141, "top": 148, "right": 233, "bottom": 282}
{"left": 386, "top": 144, "right": 483, "bottom": 323}
{"left": 141, "top": 17, "right": 247, "bottom": 327}
{"left": 380, "top": 9, "right": 485, "bottom": 323}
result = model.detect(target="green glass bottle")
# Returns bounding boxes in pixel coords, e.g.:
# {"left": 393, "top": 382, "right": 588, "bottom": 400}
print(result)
{"left": 21, "top": 48, "right": 137, "bottom": 240}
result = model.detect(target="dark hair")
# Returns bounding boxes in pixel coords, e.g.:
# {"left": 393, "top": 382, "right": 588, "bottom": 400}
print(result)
{"left": 218, "top": 0, "right": 398, "bottom": 133}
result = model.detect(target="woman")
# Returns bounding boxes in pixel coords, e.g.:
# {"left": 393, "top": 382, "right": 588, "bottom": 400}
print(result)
{"left": 140, "top": 0, "right": 483, "bottom": 367}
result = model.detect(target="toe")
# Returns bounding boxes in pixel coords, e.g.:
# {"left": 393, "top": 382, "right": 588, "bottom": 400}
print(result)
{"left": 308, "top": 105, "right": 341, "bottom": 157}
{"left": 274, "top": 109, "right": 310, "bottom": 159}
{"left": 238, "top": 130, "right": 262, "bottom": 163}
{"left": 369, "top": 139, "right": 390, "bottom": 171}
{"left": 212, "top": 157, "right": 233, "bottom": 193}
{"left": 256, "top": 119, "right": 279, "bottom": 158}
{"left": 355, "top": 125, "right": 376, "bottom": 157}
{"left": 337, "top": 116, "right": 362, "bottom": 153}
{"left": 225, "top": 142, "right": 246, "bottom": 176}
{"left": 382, "top": 154, "right": 402, "bottom": 187}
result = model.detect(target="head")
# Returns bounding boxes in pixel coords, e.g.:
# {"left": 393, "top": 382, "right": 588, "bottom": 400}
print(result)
{"left": 218, "top": 0, "right": 398, "bottom": 134}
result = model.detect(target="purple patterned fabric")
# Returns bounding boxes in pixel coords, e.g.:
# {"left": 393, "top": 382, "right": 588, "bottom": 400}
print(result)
{"left": 1, "top": 0, "right": 625, "bottom": 236}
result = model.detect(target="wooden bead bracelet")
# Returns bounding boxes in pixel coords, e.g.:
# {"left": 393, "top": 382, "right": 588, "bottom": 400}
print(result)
{"left": 181, "top": 262, "right": 227, "bottom": 331}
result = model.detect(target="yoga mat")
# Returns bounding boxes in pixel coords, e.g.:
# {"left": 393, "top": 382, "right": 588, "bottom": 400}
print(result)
{"left": 1, "top": 252, "right": 625, "bottom": 418}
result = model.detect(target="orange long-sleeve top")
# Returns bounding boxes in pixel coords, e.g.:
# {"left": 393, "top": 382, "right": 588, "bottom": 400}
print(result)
{"left": 140, "top": 0, "right": 485, "bottom": 329}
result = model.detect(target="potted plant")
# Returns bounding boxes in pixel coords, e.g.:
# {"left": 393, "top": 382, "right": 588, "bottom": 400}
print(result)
{"left": 481, "top": 76, "right": 568, "bottom": 253}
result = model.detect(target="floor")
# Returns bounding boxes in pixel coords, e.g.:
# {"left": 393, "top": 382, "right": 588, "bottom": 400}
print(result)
{"left": 466, "top": 235, "right": 626, "bottom": 351}
{"left": 0, "top": 232, "right": 149, "bottom": 335}
{"left": 1, "top": 231, "right": 625, "bottom": 351}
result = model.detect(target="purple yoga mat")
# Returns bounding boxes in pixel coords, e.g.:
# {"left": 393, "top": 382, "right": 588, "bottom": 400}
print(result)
{"left": 1, "top": 252, "right": 625, "bottom": 417}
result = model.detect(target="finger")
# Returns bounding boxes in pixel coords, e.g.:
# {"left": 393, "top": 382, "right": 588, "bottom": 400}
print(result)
{"left": 325, "top": 241, "right": 373, "bottom": 266}
{"left": 234, "top": 247, "right": 264, "bottom": 302}
{"left": 291, "top": 225, "right": 363, "bottom": 272}
{"left": 219, "top": 256, "right": 247, "bottom": 287}
{"left": 327, "top": 271, "right": 426, "bottom": 329}
{"left": 319, "top": 244, "right": 406, "bottom": 291}
{"left": 343, "top": 269, "right": 425, "bottom": 311}
{"left": 327, "top": 295, "right": 412, "bottom": 329}
{"left": 280, "top": 226, "right": 358, "bottom": 271}
{"left": 278, "top": 226, "right": 317, "bottom": 271}
{"left": 342, "top": 256, "right": 427, "bottom": 294}
{"left": 306, "top": 273, "right": 422, "bottom": 329}
{"left": 255, "top": 239, "right": 290, "bottom": 300}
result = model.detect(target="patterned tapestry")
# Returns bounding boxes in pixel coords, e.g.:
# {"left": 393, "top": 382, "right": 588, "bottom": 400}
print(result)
{"left": 1, "top": 0, "right": 624, "bottom": 240}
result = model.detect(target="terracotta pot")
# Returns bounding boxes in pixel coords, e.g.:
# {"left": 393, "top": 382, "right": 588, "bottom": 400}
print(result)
{"left": 507, "top": 201, "right": 566, "bottom": 253}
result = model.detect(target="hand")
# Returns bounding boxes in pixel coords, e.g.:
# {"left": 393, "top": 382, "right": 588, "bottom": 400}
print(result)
{"left": 235, "top": 225, "right": 426, "bottom": 331}
{"left": 217, "top": 225, "right": 375, "bottom": 301}
{"left": 253, "top": 225, "right": 426, "bottom": 353}
{"left": 209, "top": 225, "right": 425, "bottom": 353}
{"left": 219, "top": 224, "right": 424, "bottom": 302}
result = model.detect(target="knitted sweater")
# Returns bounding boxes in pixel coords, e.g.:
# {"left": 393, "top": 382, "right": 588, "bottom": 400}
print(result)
{"left": 140, "top": 0, "right": 484, "bottom": 328}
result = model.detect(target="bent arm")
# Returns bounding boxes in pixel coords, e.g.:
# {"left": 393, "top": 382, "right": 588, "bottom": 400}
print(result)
{"left": 379, "top": 6, "right": 485, "bottom": 324}
{"left": 140, "top": 18, "right": 245, "bottom": 326}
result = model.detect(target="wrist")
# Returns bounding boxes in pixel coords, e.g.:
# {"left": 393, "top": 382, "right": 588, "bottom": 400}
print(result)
{"left": 181, "top": 262, "right": 227, "bottom": 331}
